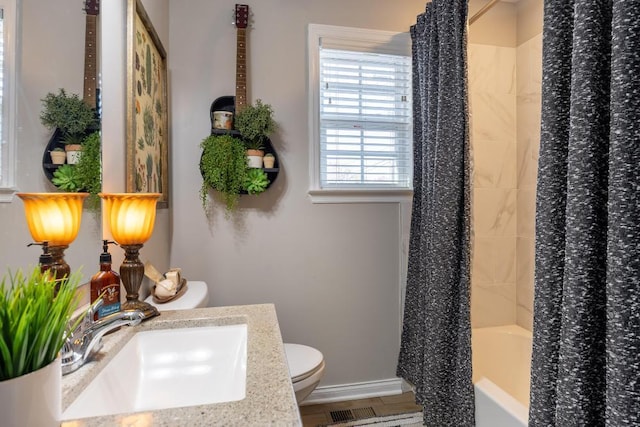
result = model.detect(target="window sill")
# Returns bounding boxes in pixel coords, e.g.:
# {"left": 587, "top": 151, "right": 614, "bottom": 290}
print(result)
{"left": 308, "top": 188, "right": 413, "bottom": 204}
{"left": 0, "top": 187, "right": 17, "bottom": 203}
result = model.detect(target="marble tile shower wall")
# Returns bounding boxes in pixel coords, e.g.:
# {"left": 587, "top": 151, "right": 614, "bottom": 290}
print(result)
{"left": 468, "top": 43, "right": 518, "bottom": 328}
{"left": 468, "top": 34, "right": 542, "bottom": 330}
{"left": 516, "top": 33, "right": 542, "bottom": 331}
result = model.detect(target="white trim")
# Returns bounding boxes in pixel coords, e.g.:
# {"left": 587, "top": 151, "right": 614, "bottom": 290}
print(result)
{"left": 308, "top": 189, "right": 412, "bottom": 204}
{"left": 0, "top": 0, "right": 17, "bottom": 201}
{"left": 398, "top": 200, "right": 412, "bottom": 343}
{"left": 307, "top": 24, "right": 412, "bottom": 204}
{"left": 301, "top": 378, "right": 407, "bottom": 406}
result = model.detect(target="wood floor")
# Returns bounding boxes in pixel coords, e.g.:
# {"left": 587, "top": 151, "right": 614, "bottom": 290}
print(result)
{"left": 299, "top": 392, "right": 422, "bottom": 426}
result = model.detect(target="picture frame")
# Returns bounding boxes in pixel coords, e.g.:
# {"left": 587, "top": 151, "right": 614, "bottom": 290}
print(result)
{"left": 126, "top": 0, "right": 169, "bottom": 207}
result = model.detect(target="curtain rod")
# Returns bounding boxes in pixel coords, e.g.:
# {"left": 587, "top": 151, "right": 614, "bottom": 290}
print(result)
{"left": 468, "top": 0, "right": 500, "bottom": 25}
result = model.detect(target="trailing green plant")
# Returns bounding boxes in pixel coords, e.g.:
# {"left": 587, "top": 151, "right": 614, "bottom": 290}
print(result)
{"left": 74, "top": 131, "right": 102, "bottom": 209}
{"left": 0, "top": 268, "right": 82, "bottom": 381}
{"left": 40, "top": 89, "right": 97, "bottom": 137}
{"left": 200, "top": 134, "right": 248, "bottom": 212}
{"left": 51, "top": 164, "right": 82, "bottom": 192}
{"left": 234, "top": 99, "right": 276, "bottom": 149}
{"left": 243, "top": 168, "right": 270, "bottom": 195}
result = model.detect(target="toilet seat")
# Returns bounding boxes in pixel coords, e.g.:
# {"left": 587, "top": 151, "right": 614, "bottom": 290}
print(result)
{"left": 285, "top": 343, "right": 324, "bottom": 383}
{"left": 144, "top": 281, "right": 209, "bottom": 310}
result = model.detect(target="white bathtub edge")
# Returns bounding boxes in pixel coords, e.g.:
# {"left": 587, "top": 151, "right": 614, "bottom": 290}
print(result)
{"left": 475, "top": 377, "right": 528, "bottom": 427}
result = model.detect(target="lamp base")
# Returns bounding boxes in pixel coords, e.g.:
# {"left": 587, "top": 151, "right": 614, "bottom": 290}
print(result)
{"left": 122, "top": 299, "right": 159, "bottom": 320}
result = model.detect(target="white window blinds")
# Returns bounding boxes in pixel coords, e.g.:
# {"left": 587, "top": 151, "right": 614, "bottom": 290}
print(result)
{"left": 319, "top": 48, "right": 412, "bottom": 189}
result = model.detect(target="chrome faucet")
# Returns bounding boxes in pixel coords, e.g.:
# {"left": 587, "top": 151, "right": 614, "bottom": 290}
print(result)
{"left": 61, "top": 297, "right": 144, "bottom": 375}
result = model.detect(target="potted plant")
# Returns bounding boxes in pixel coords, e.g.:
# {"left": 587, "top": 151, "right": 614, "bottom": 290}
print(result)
{"left": 40, "top": 89, "right": 98, "bottom": 164}
{"left": 0, "top": 268, "right": 82, "bottom": 427}
{"left": 200, "top": 134, "right": 248, "bottom": 213}
{"left": 263, "top": 152, "right": 276, "bottom": 169}
{"left": 245, "top": 139, "right": 265, "bottom": 168}
{"left": 49, "top": 147, "right": 66, "bottom": 165}
{"left": 234, "top": 99, "right": 276, "bottom": 168}
{"left": 243, "top": 168, "right": 270, "bottom": 195}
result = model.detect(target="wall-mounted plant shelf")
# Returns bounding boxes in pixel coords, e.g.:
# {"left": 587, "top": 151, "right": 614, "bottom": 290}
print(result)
{"left": 202, "top": 95, "right": 280, "bottom": 192}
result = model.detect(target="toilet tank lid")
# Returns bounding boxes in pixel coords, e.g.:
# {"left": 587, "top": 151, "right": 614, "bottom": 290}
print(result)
{"left": 144, "top": 280, "right": 209, "bottom": 310}
{"left": 284, "top": 343, "right": 324, "bottom": 379}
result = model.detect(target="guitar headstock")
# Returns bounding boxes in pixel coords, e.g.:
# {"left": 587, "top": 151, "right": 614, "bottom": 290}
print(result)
{"left": 234, "top": 4, "right": 249, "bottom": 29}
{"left": 84, "top": 0, "right": 100, "bottom": 16}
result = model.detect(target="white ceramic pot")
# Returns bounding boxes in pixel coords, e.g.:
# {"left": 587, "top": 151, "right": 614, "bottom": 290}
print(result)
{"left": 0, "top": 357, "right": 61, "bottom": 427}
{"left": 65, "top": 144, "right": 82, "bottom": 165}
{"left": 246, "top": 149, "right": 264, "bottom": 168}
{"left": 247, "top": 155, "right": 263, "bottom": 168}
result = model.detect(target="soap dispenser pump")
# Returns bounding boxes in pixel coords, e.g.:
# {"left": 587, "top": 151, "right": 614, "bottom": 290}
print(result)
{"left": 90, "top": 240, "right": 121, "bottom": 320}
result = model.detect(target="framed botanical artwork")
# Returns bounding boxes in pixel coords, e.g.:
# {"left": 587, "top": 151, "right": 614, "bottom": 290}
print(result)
{"left": 126, "top": 0, "right": 169, "bottom": 207}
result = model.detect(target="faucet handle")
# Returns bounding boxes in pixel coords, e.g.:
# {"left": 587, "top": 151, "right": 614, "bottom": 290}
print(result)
{"left": 88, "top": 296, "right": 104, "bottom": 319}
{"left": 77, "top": 297, "right": 104, "bottom": 332}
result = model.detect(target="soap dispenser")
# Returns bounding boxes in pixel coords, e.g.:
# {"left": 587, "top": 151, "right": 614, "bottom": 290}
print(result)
{"left": 90, "top": 240, "right": 121, "bottom": 321}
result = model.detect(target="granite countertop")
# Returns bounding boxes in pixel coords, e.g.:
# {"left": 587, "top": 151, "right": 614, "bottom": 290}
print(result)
{"left": 60, "top": 304, "right": 301, "bottom": 426}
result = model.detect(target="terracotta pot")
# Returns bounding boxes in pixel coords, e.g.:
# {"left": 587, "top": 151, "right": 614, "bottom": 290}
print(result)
{"left": 50, "top": 150, "right": 66, "bottom": 165}
{"left": 263, "top": 155, "right": 275, "bottom": 169}
{"left": 0, "top": 357, "right": 61, "bottom": 427}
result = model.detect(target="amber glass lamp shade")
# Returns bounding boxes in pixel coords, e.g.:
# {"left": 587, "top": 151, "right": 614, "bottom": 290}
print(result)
{"left": 100, "top": 193, "right": 160, "bottom": 244}
{"left": 100, "top": 193, "right": 161, "bottom": 320}
{"left": 17, "top": 192, "right": 88, "bottom": 279}
{"left": 17, "top": 192, "right": 88, "bottom": 246}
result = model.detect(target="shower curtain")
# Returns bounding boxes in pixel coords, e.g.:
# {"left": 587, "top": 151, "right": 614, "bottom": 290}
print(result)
{"left": 396, "top": 0, "right": 474, "bottom": 425}
{"left": 530, "top": 0, "right": 640, "bottom": 426}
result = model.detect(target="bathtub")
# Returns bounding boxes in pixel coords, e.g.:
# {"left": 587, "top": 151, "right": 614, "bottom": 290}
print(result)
{"left": 472, "top": 325, "right": 532, "bottom": 427}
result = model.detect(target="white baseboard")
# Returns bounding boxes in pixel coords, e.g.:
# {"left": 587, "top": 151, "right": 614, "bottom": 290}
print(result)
{"left": 301, "top": 378, "right": 408, "bottom": 406}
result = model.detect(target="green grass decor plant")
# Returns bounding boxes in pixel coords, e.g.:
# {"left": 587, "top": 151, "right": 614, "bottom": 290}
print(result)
{"left": 0, "top": 268, "right": 82, "bottom": 381}
{"left": 200, "top": 134, "right": 248, "bottom": 213}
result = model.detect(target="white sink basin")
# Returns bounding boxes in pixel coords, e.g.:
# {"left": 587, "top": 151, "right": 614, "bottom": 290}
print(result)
{"left": 62, "top": 324, "right": 247, "bottom": 420}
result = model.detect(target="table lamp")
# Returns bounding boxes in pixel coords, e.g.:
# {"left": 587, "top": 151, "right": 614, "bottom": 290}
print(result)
{"left": 17, "top": 192, "right": 88, "bottom": 279}
{"left": 100, "top": 192, "right": 160, "bottom": 320}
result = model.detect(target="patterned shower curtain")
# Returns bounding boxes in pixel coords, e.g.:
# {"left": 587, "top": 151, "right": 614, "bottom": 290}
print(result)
{"left": 396, "top": 0, "right": 474, "bottom": 425}
{"left": 530, "top": 0, "right": 640, "bottom": 425}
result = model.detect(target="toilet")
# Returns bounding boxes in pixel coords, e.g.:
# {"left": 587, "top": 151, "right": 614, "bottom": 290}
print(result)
{"left": 144, "top": 281, "right": 325, "bottom": 404}
{"left": 285, "top": 343, "right": 325, "bottom": 403}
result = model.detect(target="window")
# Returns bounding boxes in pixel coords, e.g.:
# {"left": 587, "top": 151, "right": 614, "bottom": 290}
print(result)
{"left": 308, "top": 24, "right": 412, "bottom": 203}
{"left": 0, "top": 0, "right": 16, "bottom": 202}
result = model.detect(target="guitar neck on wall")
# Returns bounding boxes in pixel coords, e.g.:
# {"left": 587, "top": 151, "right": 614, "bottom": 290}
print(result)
{"left": 83, "top": 0, "right": 99, "bottom": 110}
{"left": 234, "top": 4, "right": 249, "bottom": 113}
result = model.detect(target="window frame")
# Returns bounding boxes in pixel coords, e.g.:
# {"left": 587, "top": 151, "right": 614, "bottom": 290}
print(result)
{"left": 0, "top": 0, "right": 17, "bottom": 202}
{"left": 307, "top": 24, "right": 413, "bottom": 204}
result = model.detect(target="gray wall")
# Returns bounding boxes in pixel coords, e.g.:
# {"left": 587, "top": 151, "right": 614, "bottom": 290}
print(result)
{"left": 1, "top": 0, "right": 425, "bottom": 390}
{"left": 168, "top": 0, "right": 424, "bottom": 387}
